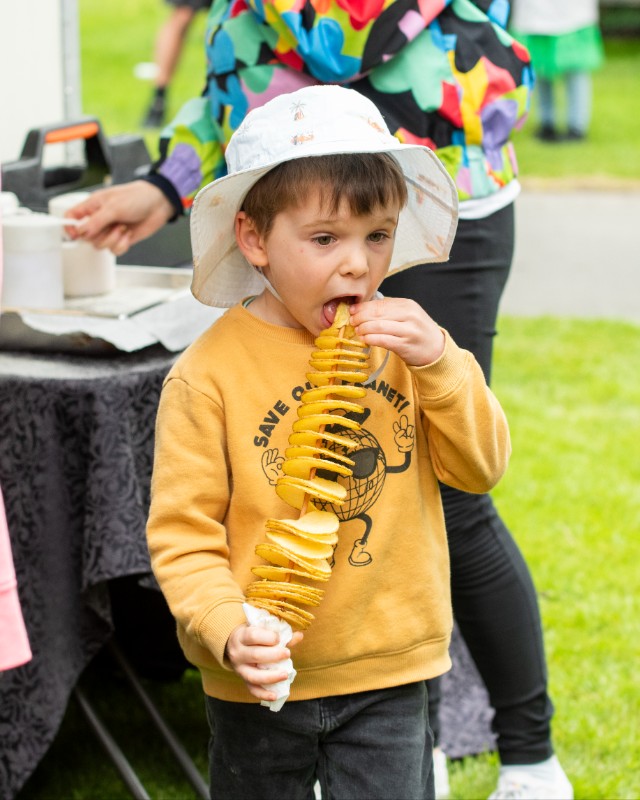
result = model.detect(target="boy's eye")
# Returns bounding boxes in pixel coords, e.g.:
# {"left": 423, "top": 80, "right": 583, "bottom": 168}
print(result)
{"left": 313, "top": 235, "right": 335, "bottom": 246}
{"left": 368, "top": 231, "right": 389, "bottom": 243}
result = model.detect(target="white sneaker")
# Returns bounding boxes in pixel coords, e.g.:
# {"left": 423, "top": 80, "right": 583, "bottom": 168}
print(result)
{"left": 433, "top": 746, "right": 451, "bottom": 800}
{"left": 489, "top": 762, "right": 574, "bottom": 800}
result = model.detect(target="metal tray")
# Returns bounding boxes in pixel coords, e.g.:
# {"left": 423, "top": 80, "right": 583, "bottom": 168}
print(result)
{"left": 0, "top": 266, "right": 201, "bottom": 355}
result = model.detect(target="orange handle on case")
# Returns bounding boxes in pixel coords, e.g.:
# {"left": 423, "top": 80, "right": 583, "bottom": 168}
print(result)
{"left": 44, "top": 121, "right": 101, "bottom": 144}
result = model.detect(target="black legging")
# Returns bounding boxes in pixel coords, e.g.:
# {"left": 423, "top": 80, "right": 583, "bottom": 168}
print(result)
{"left": 382, "top": 202, "right": 554, "bottom": 765}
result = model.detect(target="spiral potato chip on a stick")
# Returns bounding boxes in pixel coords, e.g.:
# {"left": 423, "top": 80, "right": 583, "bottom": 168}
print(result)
{"left": 247, "top": 302, "right": 369, "bottom": 629}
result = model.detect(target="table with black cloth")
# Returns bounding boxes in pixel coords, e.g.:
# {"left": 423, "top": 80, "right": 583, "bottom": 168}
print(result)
{"left": 0, "top": 346, "right": 181, "bottom": 800}
{"left": 0, "top": 345, "right": 495, "bottom": 800}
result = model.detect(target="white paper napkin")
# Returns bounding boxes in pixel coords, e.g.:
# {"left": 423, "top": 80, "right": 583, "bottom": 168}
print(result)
{"left": 243, "top": 602, "right": 296, "bottom": 712}
{"left": 16, "top": 291, "right": 221, "bottom": 352}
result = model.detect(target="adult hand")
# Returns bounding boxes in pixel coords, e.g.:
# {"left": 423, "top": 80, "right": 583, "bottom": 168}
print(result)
{"left": 350, "top": 296, "right": 445, "bottom": 367}
{"left": 225, "top": 624, "right": 304, "bottom": 702}
{"left": 64, "top": 180, "right": 176, "bottom": 256}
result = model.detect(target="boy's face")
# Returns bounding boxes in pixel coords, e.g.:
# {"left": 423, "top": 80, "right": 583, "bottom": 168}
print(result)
{"left": 238, "top": 188, "right": 401, "bottom": 336}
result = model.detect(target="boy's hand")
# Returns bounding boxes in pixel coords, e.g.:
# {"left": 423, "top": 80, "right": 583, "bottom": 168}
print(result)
{"left": 350, "top": 297, "right": 445, "bottom": 367}
{"left": 225, "top": 624, "right": 304, "bottom": 702}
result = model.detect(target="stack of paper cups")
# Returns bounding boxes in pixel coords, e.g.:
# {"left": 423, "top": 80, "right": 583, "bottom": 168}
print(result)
{"left": 2, "top": 214, "right": 65, "bottom": 309}
{"left": 48, "top": 192, "right": 116, "bottom": 297}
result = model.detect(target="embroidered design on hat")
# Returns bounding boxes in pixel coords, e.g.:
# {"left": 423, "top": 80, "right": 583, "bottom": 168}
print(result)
{"left": 291, "top": 101, "right": 306, "bottom": 121}
{"left": 291, "top": 133, "right": 315, "bottom": 145}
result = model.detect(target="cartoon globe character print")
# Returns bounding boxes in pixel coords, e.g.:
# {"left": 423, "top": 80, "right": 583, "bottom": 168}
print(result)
{"left": 261, "top": 407, "right": 415, "bottom": 567}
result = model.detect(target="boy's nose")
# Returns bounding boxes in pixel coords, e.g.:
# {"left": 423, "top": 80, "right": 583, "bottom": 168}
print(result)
{"left": 340, "top": 245, "right": 369, "bottom": 277}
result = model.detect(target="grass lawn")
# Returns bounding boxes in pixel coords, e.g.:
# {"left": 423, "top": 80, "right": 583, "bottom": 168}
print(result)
{"left": 15, "top": 5, "right": 640, "bottom": 799}
{"left": 487, "top": 317, "right": 640, "bottom": 800}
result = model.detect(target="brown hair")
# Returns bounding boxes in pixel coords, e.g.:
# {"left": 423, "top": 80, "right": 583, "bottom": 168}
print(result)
{"left": 241, "top": 152, "right": 408, "bottom": 237}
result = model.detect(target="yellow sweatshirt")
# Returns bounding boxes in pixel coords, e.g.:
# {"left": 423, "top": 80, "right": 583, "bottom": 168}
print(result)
{"left": 147, "top": 304, "right": 511, "bottom": 702}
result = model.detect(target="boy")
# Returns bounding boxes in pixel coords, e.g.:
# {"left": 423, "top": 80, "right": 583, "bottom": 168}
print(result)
{"left": 146, "top": 85, "right": 511, "bottom": 800}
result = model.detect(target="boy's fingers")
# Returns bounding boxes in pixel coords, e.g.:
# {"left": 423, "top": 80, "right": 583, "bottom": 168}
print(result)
{"left": 353, "top": 295, "right": 402, "bottom": 316}
{"left": 289, "top": 631, "right": 304, "bottom": 648}
{"left": 247, "top": 684, "right": 279, "bottom": 702}
{"left": 247, "top": 665, "right": 289, "bottom": 685}
{"left": 241, "top": 626, "right": 280, "bottom": 647}
{"left": 246, "top": 645, "right": 290, "bottom": 665}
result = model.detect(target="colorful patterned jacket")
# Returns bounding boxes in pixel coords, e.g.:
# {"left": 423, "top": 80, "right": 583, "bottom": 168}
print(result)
{"left": 156, "top": 0, "right": 533, "bottom": 210}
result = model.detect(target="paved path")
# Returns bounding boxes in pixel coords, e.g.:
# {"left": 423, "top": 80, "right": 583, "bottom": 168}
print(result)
{"left": 501, "top": 186, "right": 640, "bottom": 324}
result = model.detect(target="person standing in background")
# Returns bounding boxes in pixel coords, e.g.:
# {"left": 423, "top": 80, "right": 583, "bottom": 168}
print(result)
{"left": 65, "top": 3, "right": 573, "bottom": 797}
{"left": 142, "top": 0, "right": 213, "bottom": 128}
{"left": 510, "top": 0, "right": 604, "bottom": 141}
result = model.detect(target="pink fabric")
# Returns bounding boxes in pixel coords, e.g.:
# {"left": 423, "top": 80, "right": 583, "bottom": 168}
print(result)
{"left": 0, "top": 486, "right": 32, "bottom": 670}
{"left": 0, "top": 170, "right": 32, "bottom": 670}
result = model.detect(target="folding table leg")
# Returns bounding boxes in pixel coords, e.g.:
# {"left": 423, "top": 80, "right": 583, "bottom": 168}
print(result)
{"left": 108, "top": 639, "right": 210, "bottom": 800}
{"left": 74, "top": 686, "right": 151, "bottom": 800}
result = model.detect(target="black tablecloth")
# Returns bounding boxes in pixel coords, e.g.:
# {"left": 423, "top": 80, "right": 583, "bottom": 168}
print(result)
{"left": 0, "top": 346, "right": 177, "bottom": 800}
{"left": 440, "top": 627, "right": 496, "bottom": 758}
{"left": 0, "top": 346, "right": 494, "bottom": 800}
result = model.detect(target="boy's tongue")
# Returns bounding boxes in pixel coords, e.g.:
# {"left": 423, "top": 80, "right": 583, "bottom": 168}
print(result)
{"left": 323, "top": 298, "right": 351, "bottom": 327}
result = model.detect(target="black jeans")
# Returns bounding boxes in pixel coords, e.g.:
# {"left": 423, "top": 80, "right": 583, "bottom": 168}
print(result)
{"left": 382, "top": 203, "right": 554, "bottom": 765}
{"left": 206, "top": 682, "right": 434, "bottom": 800}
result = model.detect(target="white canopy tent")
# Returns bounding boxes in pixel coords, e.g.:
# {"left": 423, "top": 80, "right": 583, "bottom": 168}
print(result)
{"left": 0, "top": 0, "right": 81, "bottom": 164}
{"left": 0, "top": 0, "right": 191, "bottom": 265}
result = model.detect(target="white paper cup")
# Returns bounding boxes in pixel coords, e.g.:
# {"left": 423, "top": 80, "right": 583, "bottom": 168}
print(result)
{"left": 0, "top": 192, "right": 20, "bottom": 216}
{"left": 1, "top": 214, "right": 64, "bottom": 309}
{"left": 48, "top": 191, "right": 92, "bottom": 225}
{"left": 48, "top": 192, "right": 116, "bottom": 297}
{"left": 61, "top": 240, "right": 116, "bottom": 297}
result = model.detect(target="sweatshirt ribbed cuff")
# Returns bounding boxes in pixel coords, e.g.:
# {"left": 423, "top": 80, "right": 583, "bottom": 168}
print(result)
{"left": 198, "top": 599, "right": 249, "bottom": 668}
{"left": 408, "top": 329, "right": 471, "bottom": 401}
{"left": 141, "top": 173, "right": 183, "bottom": 222}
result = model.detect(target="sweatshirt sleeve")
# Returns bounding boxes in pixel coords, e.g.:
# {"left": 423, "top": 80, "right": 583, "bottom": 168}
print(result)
{"left": 410, "top": 330, "right": 511, "bottom": 493}
{"left": 154, "top": 97, "right": 227, "bottom": 213}
{"left": 146, "top": 376, "right": 247, "bottom": 668}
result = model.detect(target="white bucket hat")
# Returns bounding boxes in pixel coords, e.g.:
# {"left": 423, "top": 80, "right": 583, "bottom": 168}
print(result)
{"left": 190, "top": 84, "right": 459, "bottom": 308}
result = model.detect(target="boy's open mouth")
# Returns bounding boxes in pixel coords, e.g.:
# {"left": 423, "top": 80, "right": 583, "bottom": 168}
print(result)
{"left": 322, "top": 297, "right": 357, "bottom": 327}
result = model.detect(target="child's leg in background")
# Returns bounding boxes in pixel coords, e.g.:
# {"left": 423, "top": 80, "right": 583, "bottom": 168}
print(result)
{"left": 565, "top": 71, "right": 592, "bottom": 137}
{"left": 205, "top": 682, "right": 434, "bottom": 800}
{"left": 536, "top": 77, "right": 557, "bottom": 136}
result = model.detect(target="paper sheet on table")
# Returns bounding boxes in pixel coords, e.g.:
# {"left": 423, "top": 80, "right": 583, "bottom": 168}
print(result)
{"left": 243, "top": 602, "right": 296, "bottom": 712}
{"left": 18, "top": 290, "right": 223, "bottom": 352}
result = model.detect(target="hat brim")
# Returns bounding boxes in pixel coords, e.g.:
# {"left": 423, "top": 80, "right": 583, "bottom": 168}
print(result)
{"left": 190, "top": 141, "right": 458, "bottom": 308}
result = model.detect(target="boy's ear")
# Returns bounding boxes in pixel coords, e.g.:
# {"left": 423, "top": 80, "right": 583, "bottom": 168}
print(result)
{"left": 235, "top": 212, "right": 269, "bottom": 267}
